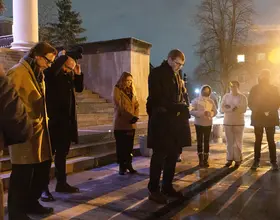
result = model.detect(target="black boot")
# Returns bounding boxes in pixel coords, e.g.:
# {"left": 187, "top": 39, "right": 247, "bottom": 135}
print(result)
{"left": 251, "top": 160, "right": 259, "bottom": 170}
{"left": 126, "top": 163, "right": 137, "bottom": 174}
{"left": 55, "top": 182, "right": 80, "bottom": 193}
{"left": 198, "top": 153, "right": 204, "bottom": 167}
{"left": 204, "top": 153, "right": 209, "bottom": 168}
{"left": 41, "top": 189, "right": 55, "bottom": 202}
{"left": 26, "top": 202, "right": 54, "bottom": 215}
{"left": 119, "top": 163, "right": 127, "bottom": 175}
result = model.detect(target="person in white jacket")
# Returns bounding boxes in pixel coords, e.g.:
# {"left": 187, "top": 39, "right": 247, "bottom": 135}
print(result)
{"left": 190, "top": 85, "right": 217, "bottom": 167}
{"left": 221, "top": 81, "right": 248, "bottom": 167}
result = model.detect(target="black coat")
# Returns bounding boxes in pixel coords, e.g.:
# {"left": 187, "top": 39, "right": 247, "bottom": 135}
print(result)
{"left": 146, "top": 61, "right": 192, "bottom": 151}
{"left": 44, "top": 56, "right": 84, "bottom": 146}
{"left": 248, "top": 83, "right": 280, "bottom": 127}
{"left": 0, "top": 76, "right": 32, "bottom": 148}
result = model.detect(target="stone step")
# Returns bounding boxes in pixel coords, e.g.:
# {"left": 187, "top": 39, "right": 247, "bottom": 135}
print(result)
{"left": 76, "top": 102, "right": 114, "bottom": 114}
{"left": 0, "top": 123, "right": 148, "bottom": 172}
{"left": 77, "top": 113, "right": 114, "bottom": 127}
{"left": 78, "top": 123, "right": 147, "bottom": 144}
{"left": 76, "top": 97, "right": 107, "bottom": 103}
{"left": 75, "top": 92, "right": 100, "bottom": 99}
{"left": 0, "top": 145, "right": 141, "bottom": 191}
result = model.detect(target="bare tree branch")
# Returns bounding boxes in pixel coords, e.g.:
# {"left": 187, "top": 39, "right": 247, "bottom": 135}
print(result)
{"left": 194, "top": 0, "right": 254, "bottom": 95}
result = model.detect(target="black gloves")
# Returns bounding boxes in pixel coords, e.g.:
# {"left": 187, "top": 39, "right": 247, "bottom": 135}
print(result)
{"left": 130, "top": 116, "right": 139, "bottom": 124}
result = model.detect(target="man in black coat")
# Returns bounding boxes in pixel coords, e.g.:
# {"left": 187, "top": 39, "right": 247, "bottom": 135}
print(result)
{"left": 41, "top": 50, "right": 84, "bottom": 201}
{"left": 248, "top": 69, "right": 280, "bottom": 171}
{"left": 0, "top": 73, "right": 32, "bottom": 220}
{"left": 146, "top": 49, "right": 190, "bottom": 204}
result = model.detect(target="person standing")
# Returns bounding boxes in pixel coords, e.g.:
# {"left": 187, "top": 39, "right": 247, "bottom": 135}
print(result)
{"left": 190, "top": 85, "right": 217, "bottom": 168}
{"left": 0, "top": 67, "right": 32, "bottom": 220}
{"left": 6, "top": 42, "right": 57, "bottom": 220}
{"left": 41, "top": 49, "right": 84, "bottom": 202}
{"left": 177, "top": 79, "right": 192, "bottom": 162}
{"left": 147, "top": 49, "right": 190, "bottom": 204}
{"left": 221, "top": 81, "right": 247, "bottom": 167}
{"left": 248, "top": 69, "right": 280, "bottom": 171}
{"left": 113, "top": 72, "right": 139, "bottom": 175}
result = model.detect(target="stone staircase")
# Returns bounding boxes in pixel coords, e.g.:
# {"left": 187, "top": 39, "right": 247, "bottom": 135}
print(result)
{"left": 0, "top": 89, "right": 148, "bottom": 190}
{"left": 76, "top": 90, "right": 114, "bottom": 127}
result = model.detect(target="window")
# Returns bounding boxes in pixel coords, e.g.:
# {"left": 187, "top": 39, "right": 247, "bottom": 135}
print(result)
{"left": 237, "top": 54, "right": 245, "bottom": 63}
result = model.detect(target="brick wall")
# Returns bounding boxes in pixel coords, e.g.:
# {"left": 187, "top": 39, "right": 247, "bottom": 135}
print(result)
{"left": 0, "top": 48, "right": 24, "bottom": 73}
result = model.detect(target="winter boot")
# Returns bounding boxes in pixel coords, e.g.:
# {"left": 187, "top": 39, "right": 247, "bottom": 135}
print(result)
{"left": 198, "top": 152, "right": 204, "bottom": 167}
{"left": 203, "top": 153, "right": 209, "bottom": 168}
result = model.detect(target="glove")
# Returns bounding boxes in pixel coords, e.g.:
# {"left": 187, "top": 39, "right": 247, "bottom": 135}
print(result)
{"left": 130, "top": 116, "right": 139, "bottom": 124}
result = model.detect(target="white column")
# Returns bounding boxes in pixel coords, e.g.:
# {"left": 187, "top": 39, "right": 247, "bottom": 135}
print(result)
{"left": 11, "top": 0, "right": 39, "bottom": 51}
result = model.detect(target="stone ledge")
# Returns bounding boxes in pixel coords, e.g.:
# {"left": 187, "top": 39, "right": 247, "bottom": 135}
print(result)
{"left": 77, "top": 37, "right": 152, "bottom": 55}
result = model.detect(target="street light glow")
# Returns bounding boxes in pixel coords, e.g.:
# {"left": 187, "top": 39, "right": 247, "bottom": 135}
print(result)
{"left": 195, "top": 88, "right": 200, "bottom": 94}
{"left": 237, "top": 54, "right": 245, "bottom": 63}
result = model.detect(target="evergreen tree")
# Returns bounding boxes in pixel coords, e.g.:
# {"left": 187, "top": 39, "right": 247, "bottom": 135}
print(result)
{"left": 46, "top": 0, "right": 87, "bottom": 48}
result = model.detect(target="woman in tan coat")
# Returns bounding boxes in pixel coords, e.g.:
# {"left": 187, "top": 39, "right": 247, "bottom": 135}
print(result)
{"left": 113, "top": 72, "right": 139, "bottom": 175}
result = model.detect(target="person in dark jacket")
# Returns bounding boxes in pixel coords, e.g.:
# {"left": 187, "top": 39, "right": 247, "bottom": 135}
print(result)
{"left": 41, "top": 50, "right": 84, "bottom": 202}
{"left": 0, "top": 73, "right": 32, "bottom": 220}
{"left": 147, "top": 49, "right": 191, "bottom": 204}
{"left": 177, "top": 78, "right": 192, "bottom": 162}
{"left": 248, "top": 69, "right": 280, "bottom": 171}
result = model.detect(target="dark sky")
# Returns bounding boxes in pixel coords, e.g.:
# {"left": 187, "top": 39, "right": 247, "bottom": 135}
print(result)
{"left": 3, "top": 0, "right": 280, "bottom": 75}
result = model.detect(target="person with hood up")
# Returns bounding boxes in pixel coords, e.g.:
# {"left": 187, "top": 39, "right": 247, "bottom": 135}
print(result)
{"left": 221, "top": 81, "right": 248, "bottom": 168}
{"left": 190, "top": 85, "right": 217, "bottom": 167}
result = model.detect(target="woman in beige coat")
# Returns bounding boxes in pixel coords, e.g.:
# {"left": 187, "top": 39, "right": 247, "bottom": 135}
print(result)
{"left": 113, "top": 72, "right": 139, "bottom": 175}
{"left": 7, "top": 42, "right": 57, "bottom": 220}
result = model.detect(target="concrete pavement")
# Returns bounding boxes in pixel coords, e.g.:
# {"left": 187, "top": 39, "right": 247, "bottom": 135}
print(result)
{"left": 3, "top": 132, "right": 279, "bottom": 220}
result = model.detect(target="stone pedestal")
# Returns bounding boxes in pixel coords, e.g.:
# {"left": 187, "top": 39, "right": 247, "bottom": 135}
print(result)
{"left": 79, "top": 38, "right": 152, "bottom": 115}
{"left": 11, "top": 0, "right": 39, "bottom": 51}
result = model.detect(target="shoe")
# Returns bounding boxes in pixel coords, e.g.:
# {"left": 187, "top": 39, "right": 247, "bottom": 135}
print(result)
{"left": 41, "top": 190, "right": 55, "bottom": 202}
{"left": 225, "top": 161, "right": 233, "bottom": 167}
{"left": 148, "top": 191, "right": 168, "bottom": 204}
{"left": 126, "top": 163, "right": 137, "bottom": 174}
{"left": 27, "top": 202, "right": 54, "bottom": 215}
{"left": 234, "top": 161, "right": 241, "bottom": 168}
{"left": 9, "top": 213, "right": 32, "bottom": 220}
{"left": 203, "top": 153, "right": 209, "bottom": 168}
{"left": 198, "top": 153, "right": 204, "bottom": 167}
{"left": 119, "top": 164, "right": 127, "bottom": 175}
{"left": 271, "top": 163, "right": 279, "bottom": 171}
{"left": 161, "top": 187, "right": 183, "bottom": 198}
{"left": 55, "top": 183, "right": 80, "bottom": 193}
{"left": 251, "top": 161, "right": 259, "bottom": 170}
{"left": 177, "top": 154, "right": 182, "bottom": 162}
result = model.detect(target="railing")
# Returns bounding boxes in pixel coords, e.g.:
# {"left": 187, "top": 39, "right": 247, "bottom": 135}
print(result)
{"left": 0, "top": 34, "right": 13, "bottom": 48}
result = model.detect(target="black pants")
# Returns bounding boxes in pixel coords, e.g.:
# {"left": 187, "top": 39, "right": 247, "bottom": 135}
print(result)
{"left": 254, "top": 126, "right": 277, "bottom": 163}
{"left": 53, "top": 138, "right": 71, "bottom": 184}
{"left": 148, "top": 148, "right": 179, "bottom": 192}
{"left": 8, "top": 160, "right": 52, "bottom": 216}
{"left": 114, "top": 130, "right": 135, "bottom": 165}
{"left": 195, "top": 125, "right": 212, "bottom": 154}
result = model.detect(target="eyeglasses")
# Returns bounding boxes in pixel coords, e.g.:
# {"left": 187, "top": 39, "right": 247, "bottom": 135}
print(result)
{"left": 43, "top": 56, "right": 54, "bottom": 65}
{"left": 174, "top": 60, "right": 184, "bottom": 67}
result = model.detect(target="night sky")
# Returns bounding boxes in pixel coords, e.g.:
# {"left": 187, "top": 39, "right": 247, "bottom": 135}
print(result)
{"left": 3, "top": 0, "right": 280, "bottom": 75}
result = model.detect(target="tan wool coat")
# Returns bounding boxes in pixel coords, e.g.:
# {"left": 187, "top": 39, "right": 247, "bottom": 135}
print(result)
{"left": 6, "top": 58, "right": 52, "bottom": 164}
{"left": 113, "top": 86, "right": 139, "bottom": 130}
